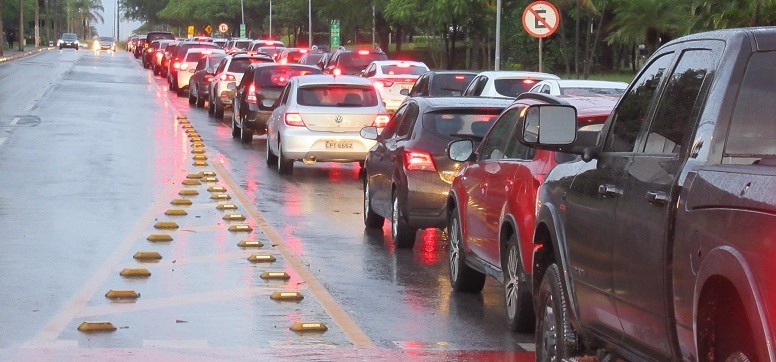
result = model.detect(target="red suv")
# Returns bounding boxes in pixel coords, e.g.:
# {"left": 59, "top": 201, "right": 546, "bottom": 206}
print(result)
{"left": 445, "top": 93, "right": 615, "bottom": 332}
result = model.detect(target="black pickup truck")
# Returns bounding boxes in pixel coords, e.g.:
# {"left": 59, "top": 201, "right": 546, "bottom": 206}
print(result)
{"left": 514, "top": 27, "right": 776, "bottom": 361}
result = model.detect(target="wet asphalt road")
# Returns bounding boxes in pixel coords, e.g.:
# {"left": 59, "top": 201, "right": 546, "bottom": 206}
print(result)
{"left": 0, "top": 49, "right": 534, "bottom": 360}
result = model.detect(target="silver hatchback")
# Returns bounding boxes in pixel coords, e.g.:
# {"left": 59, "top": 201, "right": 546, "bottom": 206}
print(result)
{"left": 265, "top": 74, "right": 390, "bottom": 175}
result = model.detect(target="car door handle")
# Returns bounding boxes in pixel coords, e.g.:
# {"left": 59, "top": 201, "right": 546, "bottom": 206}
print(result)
{"left": 645, "top": 191, "right": 669, "bottom": 205}
{"left": 598, "top": 184, "right": 620, "bottom": 197}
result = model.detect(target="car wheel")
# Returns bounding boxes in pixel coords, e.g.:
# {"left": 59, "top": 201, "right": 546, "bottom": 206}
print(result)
{"left": 240, "top": 115, "right": 253, "bottom": 144}
{"left": 448, "top": 209, "right": 486, "bottom": 293}
{"left": 266, "top": 140, "right": 278, "bottom": 167}
{"left": 153, "top": 66, "right": 160, "bottom": 76}
{"left": 196, "top": 93, "right": 206, "bottom": 108}
{"left": 188, "top": 85, "right": 196, "bottom": 104}
{"left": 391, "top": 192, "right": 417, "bottom": 249}
{"left": 504, "top": 233, "right": 535, "bottom": 332}
{"left": 697, "top": 289, "right": 759, "bottom": 362}
{"left": 277, "top": 141, "right": 293, "bottom": 175}
{"left": 177, "top": 87, "right": 185, "bottom": 97}
{"left": 208, "top": 97, "right": 215, "bottom": 115}
{"left": 536, "top": 263, "right": 580, "bottom": 362}
{"left": 215, "top": 101, "right": 224, "bottom": 119}
{"left": 171, "top": 79, "right": 179, "bottom": 91}
{"left": 231, "top": 113, "right": 241, "bottom": 139}
{"left": 363, "top": 180, "right": 385, "bottom": 228}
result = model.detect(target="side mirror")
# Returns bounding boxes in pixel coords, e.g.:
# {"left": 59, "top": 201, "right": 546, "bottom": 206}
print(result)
{"left": 521, "top": 104, "right": 577, "bottom": 145}
{"left": 360, "top": 126, "right": 378, "bottom": 140}
{"left": 261, "top": 99, "right": 276, "bottom": 109}
{"left": 447, "top": 139, "right": 474, "bottom": 162}
{"left": 399, "top": 88, "right": 409, "bottom": 96}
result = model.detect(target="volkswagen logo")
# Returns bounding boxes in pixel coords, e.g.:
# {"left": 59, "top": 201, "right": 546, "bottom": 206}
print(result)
{"left": 335, "top": 115, "right": 344, "bottom": 124}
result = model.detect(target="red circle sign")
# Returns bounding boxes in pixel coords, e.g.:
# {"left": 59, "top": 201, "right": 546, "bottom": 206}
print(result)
{"left": 522, "top": 1, "right": 560, "bottom": 38}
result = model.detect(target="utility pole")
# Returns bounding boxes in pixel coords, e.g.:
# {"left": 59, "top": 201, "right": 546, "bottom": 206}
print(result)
{"left": 494, "top": 0, "right": 501, "bottom": 70}
{"left": 308, "top": 0, "right": 312, "bottom": 47}
{"left": 35, "top": 0, "right": 40, "bottom": 46}
{"left": 19, "top": 0, "right": 24, "bottom": 51}
{"left": 117, "top": 0, "right": 120, "bottom": 40}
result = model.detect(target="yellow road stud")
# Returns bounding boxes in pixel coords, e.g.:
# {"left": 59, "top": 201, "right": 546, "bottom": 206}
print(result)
{"left": 182, "top": 124, "right": 193, "bottom": 129}
{"left": 147, "top": 234, "right": 173, "bottom": 242}
{"left": 134, "top": 251, "right": 162, "bottom": 260}
{"left": 178, "top": 119, "right": 190, "bottom": 124}
{"left": 193, "top": 155, "right": 207, "bottom": 160}
{"left": 260, "top": 271, "right": 290, "bottom": 280}
{"left": 237, "top": 240, "right": 264, "bottom": 248}
{"left": 185, "top": 128, "right": 198, "bottom": 134}
{"left": 271, "top": 292, "right": 304, "bottom": 301}
{"left": 175, "top": 115, "right": 188, "bottom": 120}
{"left": 154, "top": 221, "right": 179, "bottom": 229}
{"left": 190, "top": 137, "right": 202, "bottom": 142}
{"left": 105, "top": 290, "right": 140, "bottom": 299}
{"left": 211, "top": 194, "right": 231, "bottom": 200}
{"left": 202, "top": 176, "right": 218, "bottom": 182}
{"left": 178, "top": 189, "right": 199, "bottom": 196}
{"left": 223, "top": 214, "right": 246, "bottom": 221}
{"left": 164, "top": 209, "right": 188, "bottom": 216}
{"left": 216, "top": 203, "right": 238, "bottom": 210}
{"left": 186, "top": 173, "right": 203, "bottom": 179}
{"left": 290, "top": 322, "right": 328, "bottom": 332}
{"left": 248, "top": 254, "right": 276, "bottom": 263}
{"left": 171, "top": 198, "right": 193, "bottom": 205}
{"left": 187, "top": 134, "right": 201, "bottom": 139}
{"left": 229, "top": 225, "right": 253, "bottom": 232}
{"left": 78, "top": 322, "right": 117, "bottom": 332}
{"left": 200, "top": 171, "right": 216, "bottom": 177}
{"left": 192, "top": 142, "right": 205, "bottom": 148}
{"left": 208, "top": 186, "right": 226, "bottom": 192}
{"left": 194, "top": 161, "right": 208, "bottom": 166}
{"left": 182, "top": 179, "right": 201, "bottom": 186}
{"left": 120, "top": 268, "right": 151, "bottom": 278}
{"left": 191, "top": 149, "right": 206, "bottom": 154}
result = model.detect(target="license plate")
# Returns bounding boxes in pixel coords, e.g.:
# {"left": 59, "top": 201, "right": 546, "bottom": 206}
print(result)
{"left": 325, "top": 140, "right": 354, "bottom": 149}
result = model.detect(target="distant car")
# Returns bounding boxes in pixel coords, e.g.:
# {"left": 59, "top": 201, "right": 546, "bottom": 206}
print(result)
{"left": 132, "top": 35, "right": 147, "bottom": 58}
{"left": 265, "top": 74, "right": 389, "bottom": 175}
{"left": 208, "top": 53, "right": 275, "bottom": 119}
{"left": 147, "top": 39, "right": 174, "bottom": 73}
{"left": 322, "top": 47, "right": 389, "bottom": 76}
{"left": 298, "top": 51, "right": 327, "bottom": 66}
{"left": 408, "top": 71, "right": 477, "bottom": 97}
{"left": 188, "top": 52, "right": 229, "bottom": 107}
{"left": 59, "top": 33, "right": 79, "bottom": 50}
{"left": 248, "top": 40, "right": 286, "bottom": 58}
{"left": 211, "top": 38, "right": 227, "bottom": 48}
{"left": 275, "top": 48, "right": 309, "bottom": 64}
{"left": 462, "top": 71, "right": 560, "bottom": 98}
{"left": 445, "top": 92, "right": 614, "bottom": 332}
{"left": 528, "top": 79, "right": 628, "bottom": 97}
{"left": 224, "top": 38, "right": 253, "bottom": 54}
{"left": 362, "top": 60, "right": 430, "bottom": 113}
{"left": 175, "top": 48, "right": 226, "bottom": 96}
{"left": 167, "top": 41, "right": 221, "bottom": 92}
{"left": 232, "top": 63, "right": 321, "bottom": 143}
{"left": 92, "top": 37, "right": 116, "bottom": 52}
{"left": 361, "top": 97, "right": 512, "bottom": 248}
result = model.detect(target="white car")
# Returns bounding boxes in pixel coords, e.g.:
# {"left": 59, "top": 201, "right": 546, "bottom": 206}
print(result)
{"left": 462, "top": 70, "right": 560, "bottom": 98}
{"left": 528, "top": 79, "right": 628, "bottom": 97}
{"left": 208, "top": 53, "right": 274, "bottom": 119}
{"left": 175, "top": 48, "right": 225, "bottom": 97}
{"left": 265, "top": 74, "right": 390, "bottom": 175}
{"left": 362, "top": 60, "right": 430, "bottom": 112}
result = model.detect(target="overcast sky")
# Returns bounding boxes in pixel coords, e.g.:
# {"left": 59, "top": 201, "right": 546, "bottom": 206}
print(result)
{"left": 95, "top": 0, "right": 143, "bottom": 39}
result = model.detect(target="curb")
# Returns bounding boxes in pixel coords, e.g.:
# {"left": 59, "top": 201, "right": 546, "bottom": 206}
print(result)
{"left": 0, "top": 47, "right": 51, "bottom": 63}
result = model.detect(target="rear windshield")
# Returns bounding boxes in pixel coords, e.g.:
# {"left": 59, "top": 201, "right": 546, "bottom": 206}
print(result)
{"left": 258, "top": 47, "right": 284, "bottom": 58}
{"left": 422, "top": 110, "right": 502, "bottom": 139}
{"left": 185, "top": 52, "right": 208, "bottom": 62}
{"left": 299, "top": 53, "right": 325, "bottom": 65}
{"left": 282, "top": 50, "right": 306, "bottom": 63}
{"left": 494, "top": 79, "right": 541, "bottom": 98}
{"left": 297, "top": 85, "right": 379, "bottom": 107}
{"left": 254, "top": 67, "right": 320, "bottom": 88}
{"left": 228, "top": 58, "right": 273, "bottom": 72}
{"left": 147, "top": 32, "right": 175, "bottom": 42}
{"left": 338, "top": 52, "right": 389, "bottom": 72}
{"left": 234, "top": 41, "right": 252, "bottom": 50}
{"left": 431, "top": 74, "right": 476, "bottom": 96}
{"left": 380, "top": 65, "right": 427, "bottom": 76}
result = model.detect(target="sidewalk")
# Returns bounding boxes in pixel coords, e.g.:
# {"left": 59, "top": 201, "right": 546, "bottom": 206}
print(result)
{"left": 0, "top": 46, "right": 50, "bottom": 63}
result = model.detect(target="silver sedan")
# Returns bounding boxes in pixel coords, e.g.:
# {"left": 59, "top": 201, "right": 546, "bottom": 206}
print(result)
{"left": 265, "top": 74, "right": 390, "bottom": 175}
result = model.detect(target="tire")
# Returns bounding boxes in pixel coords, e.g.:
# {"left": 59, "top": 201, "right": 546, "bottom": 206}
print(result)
{"left": 188, "top": 84, "right": 196, "bottom": 104}
{"left": 698, "top": 291, "right": 758, "bottom": 362}
{"left": 208, "top": 97, "right": 215, "bottom": 115}
{"left": 266, "top": 140, "right": 278, "bottom": 167}
{"left": 504, "top": 233, "right": 535, "bottom": 332}
{"left": 240, "top": 116, "right": 253, "bottom": 143}
{"left": 196, "top": 93, "right": 206, "bottom": 108}
{"left": 391, "top": 192, "right": 417, "bottom": 249}
{"left": 363, "top": 180, "right": 385, "bottom": 228}
{"left": 215, "top": 101, "right": 224, "bottom": 119}
{"left": 448, "top": 209, "right": 486, "bottom": 293}
{"left": 177, "top": 87, "right": 185, "bottom": 97}
{"left": 536, "top": 264, "right": 580, "bottom": 362}
{"left": 153, "top": 66, "right": 160, "bottom": 76}
{"left": 231, "top": 113, "right": 241, "bottom": 139}
{"left": 277, "top": 141, "right": 294, "bottom": 175}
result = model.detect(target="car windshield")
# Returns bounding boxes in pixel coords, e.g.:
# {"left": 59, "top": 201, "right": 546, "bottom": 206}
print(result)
{"left": 185, "top": 52, "right": 208, "bottom": 62}
{"left": 62, "top": 33, "right": 77, "bottom": 41}
{"left": 430, "top": 74, "right": 476, "bottom": 96}
{"left": 423, "top": 111, "right": 501, "bottom": 139}
{"left": 494, "top": 78, "right": 541, "bottom": 97}
{"left": 99, "top": 37, "right": 114, "bottom": 43}
{"left": 297, "top": 85, "right": 379, "bottom": 107}
{"left": 255, "top": 68, "right": 319, "bottom": 89}
{"left": 228, "top": 58, "right": 272, "bottom": 72}
{"left": 339, "top": 52, "right": 388, "bottom": 73}
{"left": 380, "top": 65, "right": 427, "bottom": 76}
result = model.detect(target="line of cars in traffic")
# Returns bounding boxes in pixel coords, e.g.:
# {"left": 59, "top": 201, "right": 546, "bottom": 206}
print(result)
{"left": 128, "top": 33, "right": 627, "bottom": 347}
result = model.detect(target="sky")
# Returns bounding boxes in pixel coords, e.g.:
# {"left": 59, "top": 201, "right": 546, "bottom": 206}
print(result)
{"left": 96, "top": 0, "right": 143, "bottom": 40}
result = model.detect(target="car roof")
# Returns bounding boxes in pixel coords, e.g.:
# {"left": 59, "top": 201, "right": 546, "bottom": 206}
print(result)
{"left": 514, "top": 93, "right": 616, "bottom": 117}
{"left": 248, "top": 63, "right": 319, "bottom": 70}
{"left": 413, "top": 96, "right": 514, "bottom": 110}
{"left": 539, "top": 79, "right": 628, "bottom": 88}
{"left": 294, "top": 74, "right": 375, "bottom": 86}
{"left": 369, "top": 60, "right": 427, "bottom": 67}
{"left": 230, "top": 53, "right": 274, "bottom": 61}
{"left": 475, "top": 70, "right": 560, "bottom": 80}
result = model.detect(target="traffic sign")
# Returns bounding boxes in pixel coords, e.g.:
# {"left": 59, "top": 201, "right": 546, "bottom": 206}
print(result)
{"left": 522, "top": 1, "right": 560, "bottom": 38}
{"left": 205, "top": 25, "right": 212, "bottom": 34}
{"left": 330, "top": 20, "right": 341, "bottom": 48}
{"left": 218, "top": 23, "right": 229, "bottom": 33}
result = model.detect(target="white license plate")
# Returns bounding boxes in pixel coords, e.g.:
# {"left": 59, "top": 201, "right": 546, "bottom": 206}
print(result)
{"left": 325, "top": 140, "right": 354, "bottom": 149}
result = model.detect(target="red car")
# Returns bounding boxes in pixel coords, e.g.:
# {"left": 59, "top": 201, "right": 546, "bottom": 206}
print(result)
{"left": 445, "top": 92, "right": 616, "bottom": 332}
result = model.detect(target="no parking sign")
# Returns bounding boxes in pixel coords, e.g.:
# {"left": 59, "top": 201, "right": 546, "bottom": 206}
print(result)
{"left": 522, "top": 1, "right": 560, "bottom": 38}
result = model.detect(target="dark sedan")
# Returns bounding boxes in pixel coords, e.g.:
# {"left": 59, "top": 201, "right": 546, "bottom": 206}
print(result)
{"left": 188, "top": 53, "right": 229, "bottom": 108}
{"left": 360, "top": 97, "right": 513, "bottom": 248}
{"left": 408, "top": 71, "right": 477, "bottom": 97}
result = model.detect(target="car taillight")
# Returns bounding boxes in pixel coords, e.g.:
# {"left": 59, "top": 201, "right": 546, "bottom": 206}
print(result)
{"left": 374, "top": 80, "right": 394, "bottom": 88}
{"left": 404, "top": 150, "right": 437, "bottom": 172}
{"left": 180, "top": 64, "right": 189, "bottom": 70}
{"left": 454, "top": 75, "right": 466, "bottom": 80}
{"left": 357, "top": 50, "right": 370, "bottom": 55}
{"left": 247, "top": 84, "right": 257, "bottom": 103}
{"left": 523, "top": 79, "right": 536, "bottom": 85}
{"left": 204, "top": 74, "right": 214, "bottom": 82}
{"left": 220, "top": 74, "right": 236, "bottom": 81}
{"left": 373, "top": 114, "right": 390, "bottom": 128}
{"left": 284, "top": 113, "right": 305, "bottom": 126}
{"left": 333, "top": 68, "right": 342, "bottom": 76}
{"left": 173, "top": 62, "right": 181, "bottom": 69}
{"left": 156, "top": 52, "right": 163, "bottom": 59}
{"left": 280, "top": 58, "right": 288, "bottom": 64}
{"left": 146, "top": 48, "right": 153, "bottom": 53}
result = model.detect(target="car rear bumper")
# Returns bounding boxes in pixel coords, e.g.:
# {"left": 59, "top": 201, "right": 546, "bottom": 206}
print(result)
{"left": 404, "top": 171, "right": 451, "bottom": 229}
{"left": 279, "top": 128, "right": 377, "bottom": 162}
{"left": 177, "top": 71, "right": 195, "bottom": 89}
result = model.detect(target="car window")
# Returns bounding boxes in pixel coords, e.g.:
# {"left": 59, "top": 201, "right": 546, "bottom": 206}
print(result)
{"left": 381, "top": 105, "right": 408, "bottom": 139}
{"left": 478, "top": 107, "right": 520, "bottom": 161}
{"left": 238, "top": 69, "right": 255, "bottom": 89}
{"left": 185, "top": 52, "right": 208, "bottom": 62}
{"left": 196, "top": 58, "right": 207, "bottom": 71}
{"left": 422, "top": 110, "right": 501, "bottom": 140}
{"left": 278, "top": 83, "right": 292, "bottom": 106}
{"left": 604, "top": 53, "right": 673, "bottom": 152}
{"left": 380, "top": 65, "right": 428, "bottom": 76}
{"left": 396, "top": 103, "right": 419, "bottom": 139}
{"left": 215, "top": 59, "right": 227, "bottom": 74}
{"left": 494, "top": 78, "right": 542, "bottom": 97}
{"left": 409, "top": 74, "right": 428, "bottom": 97}
{"left": 255, "top": 67, "right": 319, "bottom": 88}
{"left": 296, "top": 85, "right": 379, "bottom": 107}
{"left": 364, "top": 64, "right": 377, "bottom": 78}
{"left": 228, "top": 58, "right": 272, "bottom": 72}
{"left": 643, "top": 49, "right": 716, "bottom": 154}
{"left": 336, "top": 52, "right": 389, "bottom": 73}
{"left": 726, "top": 51, "right": 776, "bottom": 158}
{"left": 429, "top": 74, "right": 474, "bottom": 96}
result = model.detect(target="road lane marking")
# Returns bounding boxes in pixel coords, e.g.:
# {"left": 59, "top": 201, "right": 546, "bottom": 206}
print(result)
{"left": 212, "top": 162, "right": 376, "bottom": 348}
{"left": 10, "top": 117, "right": 20, "bottom": 125}
{"left": 0, "top": 137, "right": 6, "bottom": 147}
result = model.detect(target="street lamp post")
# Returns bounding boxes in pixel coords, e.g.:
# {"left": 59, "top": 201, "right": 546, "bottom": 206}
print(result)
{"left": 308, "top": 0, "right": 312, "bottom": 47}
{"left": 240, "top": 0, "right": 245, "bottom": 37}
{"left": 494, "top": 0, "right": 501, "bottom": 70}
{"left": 269, "top": 1, "right": 272, "bottom": 38}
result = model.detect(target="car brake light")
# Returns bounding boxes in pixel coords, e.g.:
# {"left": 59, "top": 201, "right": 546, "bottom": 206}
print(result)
{"left": 523, "top": 79, "right": 536, "bottom": 84}
{"left": 180, "top": 64, "right": 189, "bottom": 70}
{"left": 156, "top": 53, "right": 163, "bottom": 59}
{"left": 358, "top": 50, "right": 370, "bottom": 55}
{"left": 173, "top": 62, "right": 180, "bottom": 69}
{"left": 374, "top": 80, "right": 395, "bottom": 88}
{"left": 404, "top": 150, "right": 437, "bottom": 172}
{"left": 454, "top": 75, "right": 466, "bottom": 80}
{"left": 373, "top": 114, "right": 390, "bottom": 128}
{"left": 247, "top": 84, "right": 257, "bottom": 103}
{"left": 147, "top": 48, "right": 153, "bottom": 53}
{"left": 220, "top": 74, "right": 236, "bottom": 81}
{"left": 204, "top": 74, "right": 214, "bottom": 82}
{"left": 280, "top": 58, "right": 288, "bottom": 64}
{"left": 202, "top": 50, "right": 212, "bottom": 54}
{"left": 397, "top": 62, "right": 410, "bottom": 68}
{"left": 333, "top": 68, "right": 342, "bottom": 76}
{"left": 299, "top": 49, "right": 308, "bottom": 53}
{"left": 285, "top": 113, "right": 305, "bottom": 126}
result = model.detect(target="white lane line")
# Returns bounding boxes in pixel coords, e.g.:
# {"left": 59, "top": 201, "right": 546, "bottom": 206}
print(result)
{"left": 10, "top": 117, "right": 20, "bottom": 126}
{"left": 0, "top": 138, "right": 6, "bottom": 147}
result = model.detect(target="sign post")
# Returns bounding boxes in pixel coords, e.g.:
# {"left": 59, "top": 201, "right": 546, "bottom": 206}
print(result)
{"left": 522, "top": 1, "right": 560, "bottom": 72}
{"left": 330, "top": 20, "right": 341, "bottom": 48}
